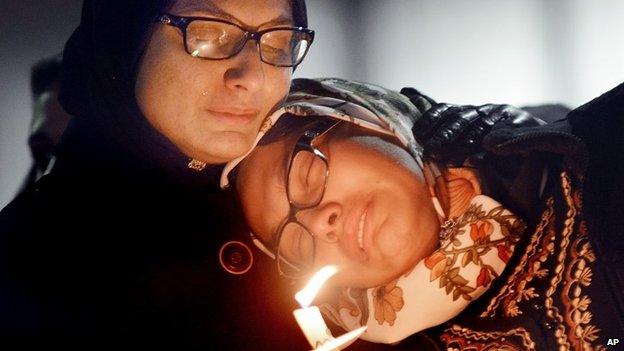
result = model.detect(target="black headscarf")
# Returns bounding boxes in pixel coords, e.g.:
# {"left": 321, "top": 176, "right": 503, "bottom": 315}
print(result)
{"left": 57, "top": 0, "right": 307, "bottom": 187}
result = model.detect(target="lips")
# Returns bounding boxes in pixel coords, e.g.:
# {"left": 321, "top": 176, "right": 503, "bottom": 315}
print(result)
{"left": 357, "top": 209, "right": 368, "bottom": 250}
{"left": 205, "top": 107, "right": 260, "bottom": 126}
{"left": 343, "top": 200, "right": 374, "bottom": 261}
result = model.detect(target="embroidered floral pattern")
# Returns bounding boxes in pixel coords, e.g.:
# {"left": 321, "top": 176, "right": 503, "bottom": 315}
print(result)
{"left": 498, "top": 244, "right": 513, "bottom": 263}
{"left": 339, "top": 288, "right": 368, "bottom": 320}
{"left": 424, "top": 203, "right": 525, "bottom": 301}
{"left": 446, "top": 168, "right": 481, "bottom": 219}
{"left": 470, "top": 220, "right": 493, "bottom": 242}
{"left": 321, "top": 277, "right": 406, "bottom": 329}
{"left": 560, "top": 186, "right": 602, "bottom": 349}
{"left": 481, "top": 198, "right": 556, "bottom": 318}
{"left": 319, "top": 279, "right": 404, "bottom": 329}
{"left": 372, "top": 280, "right": 404, "bottom": 326}
{"left": 320, "top": 287, "right": 369, "bottom": 329}
{"left": 476, "top": 267, "right": 492, "bottom": 288}
{"left": 441, "top": 324, "right": 536, "bottom": 351}
{"left": 479, "top": 172, "right": 605, "bottom": 351}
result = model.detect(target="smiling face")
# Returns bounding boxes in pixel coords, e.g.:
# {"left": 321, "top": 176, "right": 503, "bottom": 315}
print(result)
{"left": 135, "top": 0, "right": 294, "bottom": 164}
{"left": 236, "top": 122, "right": 440, "bottom": 288}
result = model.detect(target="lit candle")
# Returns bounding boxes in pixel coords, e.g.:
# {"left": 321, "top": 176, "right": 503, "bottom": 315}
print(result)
{"left": 293, "top": 266, "right": 367, "bottom": 351}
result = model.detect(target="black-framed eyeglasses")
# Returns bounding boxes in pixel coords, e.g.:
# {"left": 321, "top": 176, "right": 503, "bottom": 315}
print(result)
{"left": 156, "top": 13, "right": 315, "bottom": 67}
{"left": 252, "top": 119, "right": 342, "bottom": 279}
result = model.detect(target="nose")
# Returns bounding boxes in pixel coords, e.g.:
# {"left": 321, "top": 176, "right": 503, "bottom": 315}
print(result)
{"left": 297, "top": 202, "right": 342, "bottom": 243}
{"left": 223, "top": 39, "right": 265, "bottom": 94}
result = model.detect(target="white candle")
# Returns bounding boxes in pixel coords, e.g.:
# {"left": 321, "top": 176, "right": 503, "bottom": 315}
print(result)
{"left": 292, "top": 265, "right": 367, "bottom": 351}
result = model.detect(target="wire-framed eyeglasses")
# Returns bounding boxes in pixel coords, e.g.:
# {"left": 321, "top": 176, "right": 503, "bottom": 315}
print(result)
{"left": 251, "top": 119, "right": 342, "bottom": 279}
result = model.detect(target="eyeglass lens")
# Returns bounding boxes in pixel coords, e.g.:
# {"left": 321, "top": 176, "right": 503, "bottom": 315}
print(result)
{"left": 277, "top": 223, "right": 315, "bottom": 277}
{"left": 287, "top": 150, "right": 327, "bottom": 206}
{"left": 185, "top": 20, "right": 311, "bottom": 66}
{"left": 277, "top": 149, "right": 329, "bottom": 276}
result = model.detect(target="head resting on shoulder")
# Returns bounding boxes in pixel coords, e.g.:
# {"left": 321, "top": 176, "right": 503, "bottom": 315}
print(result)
{"left": 230, "top": 78, "right": 525, "bottom": 344}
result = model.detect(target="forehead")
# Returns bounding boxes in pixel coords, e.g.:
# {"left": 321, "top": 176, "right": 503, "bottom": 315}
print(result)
{"left": 171, "top": 0, "right": 293, "bottom": 26}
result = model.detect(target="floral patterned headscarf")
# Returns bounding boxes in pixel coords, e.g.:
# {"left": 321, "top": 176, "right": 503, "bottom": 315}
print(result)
{"left": 220, "top": 77, "right": 428, "bottom": 188}
{"left": 221, "top": 78, "right": 524, "bottom": 344}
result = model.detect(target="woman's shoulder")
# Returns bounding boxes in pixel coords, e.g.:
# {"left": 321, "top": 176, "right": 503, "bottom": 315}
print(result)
{"left": 567, "top": 82, "right": 624, "bottom": 147}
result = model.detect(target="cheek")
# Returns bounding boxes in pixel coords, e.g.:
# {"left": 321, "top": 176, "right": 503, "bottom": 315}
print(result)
{"left": 382, "top": 189, "right": 439, "bottom": 262}
{"left": 136, "top": 31, "right": 200, "bottom": 119}
{"left": 378, "top": 231, "right": 411, "bottom": 257}
{"left": 263, "top": 68, "right": 291, "bottom": 108}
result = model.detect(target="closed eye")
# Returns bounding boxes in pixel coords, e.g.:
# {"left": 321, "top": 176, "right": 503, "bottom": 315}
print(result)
{"left": 301, "top": 153, "right": 315, "bottom": 190}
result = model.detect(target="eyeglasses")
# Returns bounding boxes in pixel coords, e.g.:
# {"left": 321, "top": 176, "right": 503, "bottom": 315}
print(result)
{"left": 157, "top": 13, "right": 315, "bottom": 67}
{"left": 252, "top": 119, "right": 341, "bottom": 279}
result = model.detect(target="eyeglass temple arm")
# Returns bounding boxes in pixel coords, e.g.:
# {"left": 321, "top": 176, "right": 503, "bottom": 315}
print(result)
{"left": 303, "top": 119, "right": 343, "bottom": 148}
{"left": 249, "top": 232, "right": 276, "bottom": 260}
{"left": 249, "top": 232, "right": 303, "bottom": 273}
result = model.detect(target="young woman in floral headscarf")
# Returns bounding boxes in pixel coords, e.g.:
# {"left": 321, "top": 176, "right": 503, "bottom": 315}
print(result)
{"left": 227, "top": 78, "right": 624, "bottom": 350}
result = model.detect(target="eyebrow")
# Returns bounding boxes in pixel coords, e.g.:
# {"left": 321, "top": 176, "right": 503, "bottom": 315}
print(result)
{"left": 175, "top": 1, "right": 294, "bottom": 29}
{"left": 258, "top": 15, "right": 295, "bottom": 29}
{"left": 175, "top": 1, "right": 239, "bottom": 22}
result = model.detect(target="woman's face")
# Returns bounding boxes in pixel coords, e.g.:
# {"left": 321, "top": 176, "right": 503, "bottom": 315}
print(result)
{"left": 135, "top": 0, "right": 294, "bottom": 164}
{"left": 237, "top": 124, "right": 440, "bottom": 288}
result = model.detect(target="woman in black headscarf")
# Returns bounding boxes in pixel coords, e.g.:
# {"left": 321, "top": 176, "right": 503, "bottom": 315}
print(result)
{"left": 59, "top": 0, "right": 310, "bottom": 184}
{"left": 0, "top": 1, "right": 314, "bottom": 350}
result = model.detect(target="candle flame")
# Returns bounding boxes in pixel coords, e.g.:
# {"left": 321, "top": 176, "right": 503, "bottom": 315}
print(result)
{"left": 313, "top": 326, "right": 367, "bottom": 351}
{"left": 295, "top": 265, "right": 338, "bottom": 307}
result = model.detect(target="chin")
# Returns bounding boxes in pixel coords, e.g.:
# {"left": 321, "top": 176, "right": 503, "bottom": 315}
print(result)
{"left": 198, "top": 147, "right": 247, "bottom": 164}
{"left": 193, "top": 132, "right": 254, "bottom": 163}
